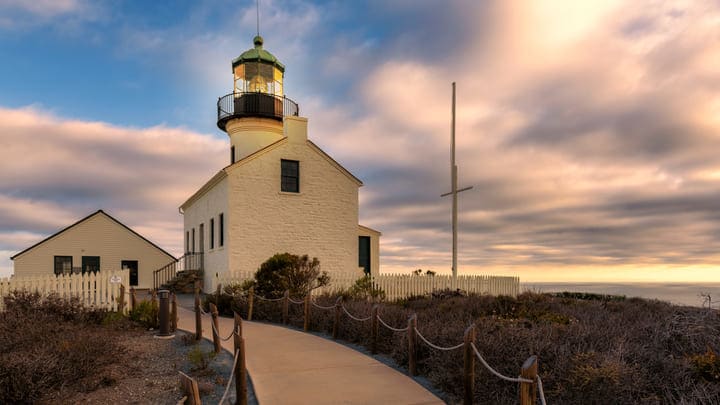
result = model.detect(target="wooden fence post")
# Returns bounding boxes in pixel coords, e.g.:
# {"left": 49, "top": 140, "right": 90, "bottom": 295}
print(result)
{"left": 247, "top": 286, "right": 254, "bottom": 321}
{"left": 130, "top": 287, "right": 137, "bottom": 312}
{"left": 282, "top": 290, "right": 290, "bottom": 324}
{"left": 216, "top": 283, "right": 222, "bottom": 307}
{"left": 171, "top": 292, "right": 177, "bottom": 332}
{"left": 178, "top": 371, "right": 201, "bottom": 405}
{"left": 407, "top": 314, "right": 417, "bottom": 376}
{"left": 371, "top": 304, "right": 379, "bottom": 354}
{"left": 303, "top": 293, "right": 311, "bottom": 331}
{"left": 463, "top": 324, "right": 477, "bottom": 405}
{"left": 150, "top": 289, "right": 158, "bottom": 324}
{"left": 234, "top": 312, "right": 248, "bottom": 405}
{"left": 333, "top": 296, "right": 342, "bottom": 339}
{"left": 194, "top": 282, "right": 202, "bottom": 341}
{"left": 519, "top": 355, "right": 538, "bottom": 405}
{"left": 210, "top": 302, "right": 221, "bottom": 354}
{"left": 118, "top": 284, "right": 126, "bottom": 313}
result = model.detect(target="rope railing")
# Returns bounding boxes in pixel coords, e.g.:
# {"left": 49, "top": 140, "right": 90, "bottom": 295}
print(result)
{"left": 195, "top": 285, "right": 547, "bottom": 405}
{"left": 218, "top": 348, "right": 240, "bottom": 405}
{"left": 470, "top": 342, "right": 547, "bottom": 405}
{"left": 470, "top": 342, "right": 533, "bottom": 383}
{"left": 414, "top": 327, "right": 464, "bottom": 351}
{"left": 254, "top": 294, "right": 285, "bottom": 302}
{"left": 341, "top": 304, "right": 373, "bottom": 321}
{"left": 310, "top": 300, "right": 336, "bottom": 310}
{"left": 376, "top": 315, "right": 409, "bottom": 332}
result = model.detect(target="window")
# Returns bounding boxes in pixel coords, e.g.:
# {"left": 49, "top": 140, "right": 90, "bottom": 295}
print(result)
{"left": 199, "top": 223, "right": 205, "bottom": 253}
{"left": 82, "top": 256, "right": 100, "bottom": 274}
{"left": 359, "top": 236, "right": 371, "bottom": 275}
{"left": 281, "top": 159, "right": 299, "bottom": 192}
{"left": 210, "top": 218, "right": 215, "bottom": 249}
{"left": 219, "top": 213, "right": 224, "bottom": 247}
{"left": 231, "top": 146, "right": 236, "bottom": 164}
{"left": 185, "top": 231, "right": 190, "bottom": 253}
{"left": 191, "top": 228, "right": 196, "bottom": 253}
{"left": 54, "top": 256, "right": 72, "bottom": 276}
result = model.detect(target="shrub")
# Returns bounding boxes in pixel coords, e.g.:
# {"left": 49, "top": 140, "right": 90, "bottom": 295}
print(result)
{"left": 187, "top": 346, "right": 217, "bottom": 372}
{"left": 129, "top": 300, "right": 158, "bottom": 329}
{"left": 341, "top": 275, "right": 386, "bottom": 301}
{"left": 254, "top": 253, "right": 329, "bottom": 298}
{"left": 0, "top": 291, "right": 123, "bottom": 403}
{"left": 690, "top": 347, "right": 720, "bottom": 382}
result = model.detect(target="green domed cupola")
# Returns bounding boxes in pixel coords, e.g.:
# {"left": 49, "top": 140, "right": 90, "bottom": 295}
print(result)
{"left": 231, "top": 36, "right": 285, "bottom": 96}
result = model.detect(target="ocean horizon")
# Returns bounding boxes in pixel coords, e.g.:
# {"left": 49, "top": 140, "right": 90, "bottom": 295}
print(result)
{"left": 522, "top": 282, "right": 720, "bottom": 307}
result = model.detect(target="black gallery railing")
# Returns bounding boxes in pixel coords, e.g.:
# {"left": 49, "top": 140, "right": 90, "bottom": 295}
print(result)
{"left": 217, "top": 92, "right": 299, "bottom": 130}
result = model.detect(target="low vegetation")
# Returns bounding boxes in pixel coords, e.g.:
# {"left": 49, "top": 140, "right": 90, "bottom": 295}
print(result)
{"left": 0, "top": 291, "right": 127, "bottom": 403}
{"left": 231, "top": 290, "right": 720, "bottom": 404}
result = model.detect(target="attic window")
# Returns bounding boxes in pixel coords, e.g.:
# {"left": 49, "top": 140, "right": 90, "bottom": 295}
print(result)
{"left": 281, "top": 159, "right": 299, "bottom": 193}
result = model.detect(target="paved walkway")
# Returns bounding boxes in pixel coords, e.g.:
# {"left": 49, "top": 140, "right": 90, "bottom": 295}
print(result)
{"left": 175, "top": 303, "right": 443, "bottom": 405}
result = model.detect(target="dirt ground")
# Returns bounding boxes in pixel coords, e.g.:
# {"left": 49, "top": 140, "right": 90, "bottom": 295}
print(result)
{"left": 39, "top": 328, "right": 240, "bottom": 405}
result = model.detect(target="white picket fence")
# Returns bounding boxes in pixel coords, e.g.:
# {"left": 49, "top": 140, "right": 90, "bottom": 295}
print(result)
{"left": 218, "top": 270, "right": 520, "bottom": 300}
{"left": 0, "top": 270, "right": 129, "bottom": 312}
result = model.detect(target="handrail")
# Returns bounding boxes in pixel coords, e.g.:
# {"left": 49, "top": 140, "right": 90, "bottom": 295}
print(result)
{"left": 152, "top": 252, "right": 204, "bottom": 290}
{"left": 217, "top": 92, "right": 299, "bottom": 130}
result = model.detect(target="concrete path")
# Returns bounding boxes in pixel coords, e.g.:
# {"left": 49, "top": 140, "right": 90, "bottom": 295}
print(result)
{"left": 176, "top": 304, "right": 443, "bottom": 405}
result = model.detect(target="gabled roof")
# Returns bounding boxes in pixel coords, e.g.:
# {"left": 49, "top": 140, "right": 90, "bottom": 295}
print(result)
{"left": 10, "top": 210, "right": 175, "bottom": 261}
{"left": 180, "top": 136, "right": 363, "bottom": 210}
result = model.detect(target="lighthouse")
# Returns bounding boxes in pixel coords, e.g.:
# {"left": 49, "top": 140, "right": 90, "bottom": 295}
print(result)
{"left": 179, "top": 35, "right": 380, "bottom": 291}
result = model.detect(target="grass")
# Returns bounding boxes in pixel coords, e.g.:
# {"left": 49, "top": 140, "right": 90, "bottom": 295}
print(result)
{"left": 226, "top": 290, "right": 720, "bottom": 404}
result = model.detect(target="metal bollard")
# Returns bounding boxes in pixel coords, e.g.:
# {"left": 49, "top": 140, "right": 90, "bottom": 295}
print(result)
{"left": 158, "top": 289, "right": 171, "bottom": 337}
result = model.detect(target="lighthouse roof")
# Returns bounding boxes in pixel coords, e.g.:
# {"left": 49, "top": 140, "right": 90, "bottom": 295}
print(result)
{"left": 232, "top": 36, "right": 285, "bottom": 73}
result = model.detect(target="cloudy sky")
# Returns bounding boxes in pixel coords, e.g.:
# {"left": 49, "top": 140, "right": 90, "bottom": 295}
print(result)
{"left": 1, "top": 0, "right": 719, "bottom": 282}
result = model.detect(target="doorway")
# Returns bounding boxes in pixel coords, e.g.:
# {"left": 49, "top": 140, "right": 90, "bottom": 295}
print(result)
{"left": 122, "top": 260, "right": 139, "bottom": 286}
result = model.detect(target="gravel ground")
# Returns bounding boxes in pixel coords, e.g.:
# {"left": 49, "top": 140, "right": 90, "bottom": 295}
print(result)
{"left": 39, "top": 327, "right": 256, "bottom": 405}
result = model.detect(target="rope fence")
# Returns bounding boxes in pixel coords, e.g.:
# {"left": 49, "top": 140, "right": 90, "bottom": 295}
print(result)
{"left": 415, "top": 328, "right": 464, "bottom": 351}
{"left": 218, "top": 349, "right": 240, "bottom": 405}
{"left": 196, "top": 284, "right": 548, "bottom": 405}
{"left": 377, "top": 315, "right": 409, "bottom": 332}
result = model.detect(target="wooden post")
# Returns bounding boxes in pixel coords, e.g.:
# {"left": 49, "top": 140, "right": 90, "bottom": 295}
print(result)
{"left": 216, "top": 283, "right": 222, "bottom": 308}
{"left": 130, "top": 287, "right": 137, "bottom": 312}
{"left": 282, "top": 290, "right": 290, "bottom": 324}
{"left": 333, "top": 296, "right": 342, "bottom": 339}
{"left": 303, "top": 293, "right": 311, "bottom": 331}
{"left": 247, "top": 286, "right": 254, "bottom": 321}
{"left": 118, "top": 284, "right": 126, "bottom": 313}
{"left": 210, "top": 303, "right": 221, "bottom": 354}
{"left": 194, "top": 282, "right": 202, "bottom": 341}
{"left": 407, "top": 314, "right": 417, "bottom": 376}
{"left": 234, "top": 313, "right": 248, "bottom": 405}
{"left": 178, "top": 371, "right": 201, "bottom": 405}
{"left": 519, "top": 355, "right": 538, "bottom": 405}
{"left": 150, "top": 289, "right": 158, "bottom": 324}
{"left": 171, "top": 292, "right": 178, "bottom": 332}
{"left": 371, "top": 304, "right": 379, "bottom": 354}
{"left": 463, "top": 324, "right": 476, "bottom": 405}
{"left": 234, "top": 311, "right": 243, "bottom": 338}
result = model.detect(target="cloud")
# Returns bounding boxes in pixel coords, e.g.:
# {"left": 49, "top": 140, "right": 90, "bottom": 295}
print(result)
{"left": 0, "top": 106, "right": 227, "bottom": 275}
{"left": 0, "top": 0, "right": 102, "bottom": 30}
{"left": 299, "top": 0, "right": 720, "bottom": 280}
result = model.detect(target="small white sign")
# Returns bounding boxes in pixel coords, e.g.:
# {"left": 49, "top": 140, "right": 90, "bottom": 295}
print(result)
{"left": 110, "top": 275, "right": 122, "bottom": 284}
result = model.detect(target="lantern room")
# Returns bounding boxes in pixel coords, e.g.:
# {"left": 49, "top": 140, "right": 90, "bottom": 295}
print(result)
{"left": 232, "top": 36, "right": 284, "bottom": 96}
{"left": 217, "top": 36, "right": 299, "bottom": 131}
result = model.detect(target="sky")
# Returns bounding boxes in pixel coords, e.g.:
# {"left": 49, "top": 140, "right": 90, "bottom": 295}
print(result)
{"left": 1, "top": 0, "right": 719, "bottom": 282}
